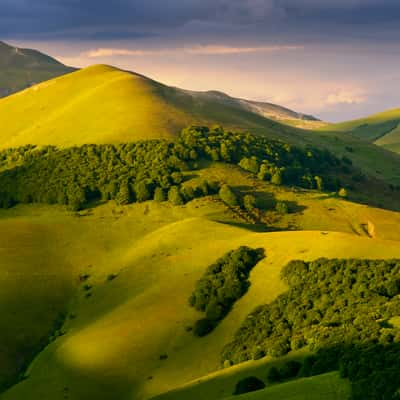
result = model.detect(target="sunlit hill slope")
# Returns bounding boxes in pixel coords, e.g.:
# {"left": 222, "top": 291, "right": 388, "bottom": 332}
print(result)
{"left": 320, "top": 107, "right": 400, "bottom": 154}
{"left": 0, "top": 64, "right": 298, "bottom": 148}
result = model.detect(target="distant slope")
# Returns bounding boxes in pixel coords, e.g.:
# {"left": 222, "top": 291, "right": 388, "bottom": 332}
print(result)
{"left": 0, "top": 41, "right": 75, "bottom": 97}
{"left": 320, "top": 108, "right": 400, "bottom": 153}
{"left": 184, "top": 89, "right": 324, "bottom": 128}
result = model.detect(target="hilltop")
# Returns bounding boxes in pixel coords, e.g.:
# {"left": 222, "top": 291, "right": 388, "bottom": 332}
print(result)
{"left": 0, "top": 64, "right": 302, "bottom": 147}
{"left": 0, "top": 41, "right": 75, "bottom": 97}
{"left": 1, "top": 63, "right": 400, "bottom": 189}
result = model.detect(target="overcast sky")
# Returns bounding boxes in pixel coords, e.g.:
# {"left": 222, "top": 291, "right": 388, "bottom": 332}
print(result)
{"left": 2, "top": 0, "right": 400, "bottom": 121}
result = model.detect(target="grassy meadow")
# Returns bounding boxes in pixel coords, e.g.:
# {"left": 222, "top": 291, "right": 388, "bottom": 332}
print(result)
{"left": 0, "top": 181, "right": 400, "bottom": 399}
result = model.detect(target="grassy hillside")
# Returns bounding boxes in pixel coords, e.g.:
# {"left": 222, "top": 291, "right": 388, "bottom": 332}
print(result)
{"left": 0, "top": 41, "right": 75, "bottom": 98}
{"left": 154, "top": 363, "right": 350, "bottom": 400}
{"left": 0, "top": 192, "right": 400, "bottom": 400}
{"left": 0, "top": 64, "right": 297, "bottom": 148}
{"left": 1, "top": 64, "right": 400, "bottom": 191}
{"left": 224, "top": 372, "right": 350, "bottom": 400}
{"left": 320, "top": 108, "right": 400, "bottom": 154}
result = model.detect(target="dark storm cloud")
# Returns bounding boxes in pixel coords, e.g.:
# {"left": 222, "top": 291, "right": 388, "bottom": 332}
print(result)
{"left": 1, "top": 0, "right": 400, "bottom": 40}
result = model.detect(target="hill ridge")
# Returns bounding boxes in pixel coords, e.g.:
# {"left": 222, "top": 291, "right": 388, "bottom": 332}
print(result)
{"left": 0, "top": 40, "right": 75, "bottom": 98}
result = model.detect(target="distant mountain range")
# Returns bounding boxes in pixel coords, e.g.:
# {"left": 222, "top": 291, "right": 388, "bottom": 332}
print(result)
{"left": 0, "top": 41, "right": 75, "bottom": 97}
{"left": 0, "top": 40, "right": 321, "bottom": 127}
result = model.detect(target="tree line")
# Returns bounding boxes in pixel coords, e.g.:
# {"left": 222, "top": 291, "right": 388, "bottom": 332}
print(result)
{"left": 189, "top": 246, "right": 264, "bottom": 336}
{"left": 0, "top": 126, "right": 350, "bottom": 210}
{"left": 222, "top": 258, "right": 400, "bottom": 399}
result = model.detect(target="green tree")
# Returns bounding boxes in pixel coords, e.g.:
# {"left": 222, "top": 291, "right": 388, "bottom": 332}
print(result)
{"left": 115, "top": 181, "right": 132, "bottom": 205}
{"left": 243, "top": 194, "right": 257, "bottom": 212}
{"left": 275, "top": 201, "right": 289, "bottom": 214}
{"left": 314, "top": 176, "right": 324, "bottom": 191}
{"left": 239, "top": 157, "right": 259, "bottom": 174}
{"left": 135, "top": 181, "right": 151, "bottom": 202}
{"left": 168, "top": 186, "right": 184, "bottom": 206}
{"left": 233, "top": 376, "right": 265, "bottom": 395}
{"left": 338, "top": 188, "right": 348, "bottom": 198}
{"left": 219, "top": 184, "right": 239, "bottom": 207}
{"left": 271, "top": 170, "right": 283, "bottom": 185}
{"left": 154, "top": 187, "right": 166, "bottom": 202}
{"left": 67, "top": 187, "right": 86, "bottom": 211}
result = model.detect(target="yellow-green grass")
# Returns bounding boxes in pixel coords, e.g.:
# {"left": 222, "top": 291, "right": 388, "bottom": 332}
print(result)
{"left": 318, "top": 108, "right": 400, "bottom": 153}
{"left": 1, "top": 199, "right": 400, "bottom": 400}
{"left": 1, "top": 63, "right": 400, "bottom": 187}
{"left": 198, "top": 162, "right": 400, "bottom": 240}
{"left": 150, "top": 346, "right": 350, "bottom": 400}
{"left": 294, "top": 126, "right": 400, "bottom": 185}
{"left": 0, "top": 65, "right": 293, "bottom": 149}
{"left": 0, "top": 65, "right": 190, "bottom": 147}
{"left": 155, "top": 364, "right": 349, "bottom": 400}
{"left": 319, "top": 107, "right": 400, "bottom": 140}
{"left": 0, "top": 165, "right": 400, "bottom": 396}
{"left": 0, "top": 198, "right": 229, "bottom": 392}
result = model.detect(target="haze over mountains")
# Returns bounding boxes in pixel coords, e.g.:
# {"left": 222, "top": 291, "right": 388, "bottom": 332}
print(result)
{"left": 0, "top": 41, "right": 75, "bottom": 97}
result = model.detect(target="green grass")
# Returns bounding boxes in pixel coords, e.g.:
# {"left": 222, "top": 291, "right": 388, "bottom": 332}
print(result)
{"left": 151, "top": 347, "right": 350, "bottom": 400}
{"left": 1, "top": 63, "right": 400, "bottom": 189}
{"left": 0, "top": 195, "right": 399, "bottom": 400}
{"left": 225, "top": 372, "right": 350, "bottom": 400}
{"left": 319, "top": 107, "right": 400, "bottom": 154}
{"left": 0, "top": 65, "right": 293, "bottom": 149}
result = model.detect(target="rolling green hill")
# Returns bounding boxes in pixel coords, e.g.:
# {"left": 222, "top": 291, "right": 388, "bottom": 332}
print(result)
{"left": 0, "top": 41, "right": 75, "bottom": 98}
{"left": 0, "top": 64, "right": 296, "bottom": 147}
{"left": 1, "top": 202, "right": 399, "bottom": 400}
{"left": 1, "top": 63, "right": 400, "bottom": 189}
{"left": 320, "top": 108, "right": 400, "bottom": 153}
{"left": 0, "top": 154, "right": 400, "bottom": 400}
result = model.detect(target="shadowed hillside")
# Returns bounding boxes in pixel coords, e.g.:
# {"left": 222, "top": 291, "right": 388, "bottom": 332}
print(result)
{"left": 0, "top": 41, "right": 75, "bottom": 98}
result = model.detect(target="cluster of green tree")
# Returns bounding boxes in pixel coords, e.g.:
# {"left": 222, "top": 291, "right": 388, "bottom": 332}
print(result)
{"left": 178, "top": 126, "right": 345, "bottom": 190}
{"left": 267, "top": 360, "right": 303, "bottom": 383}
{"left": 0, "top": 142, "right": 215, "bottom": 210}
{"left": 0, "top": 126, "right": 349, "bottom": 210}
{"left": 233, "top": 376, "right": 265, "bottom": 395}
{"left": 189, "top": 246, "right": 265, "bottom": 337}
{"left": 297, "top": 343, "right": 400, "bottom": 400}
{"left": 232, "top": 360, "right": 302, "bottom": 396}
{"left": 221, "top": 258, "right": 400, "bottom": 399}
